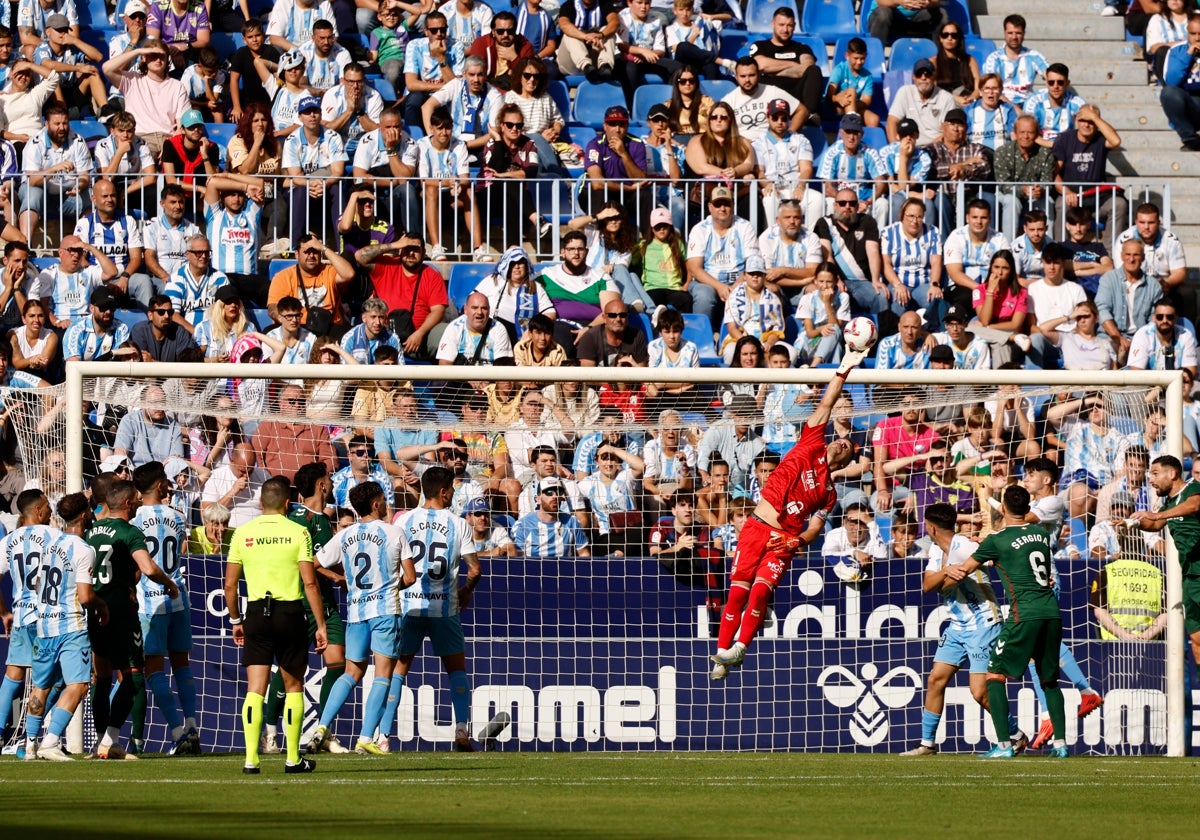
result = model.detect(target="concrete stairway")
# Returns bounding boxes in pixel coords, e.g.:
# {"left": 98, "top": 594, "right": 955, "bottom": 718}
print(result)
{"left": 971, "top": 0, "right": 1200, "bottom": 266}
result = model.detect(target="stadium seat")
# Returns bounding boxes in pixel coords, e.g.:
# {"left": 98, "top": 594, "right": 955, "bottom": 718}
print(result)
{"left": 448, "top": 263, "right": 494, "bottom": 311}
{"left": 547, "top": 80, "right": 571, "bottom": 127}
{"left": 370, "top": 77, "right": 398, "bottom": 102}
{"left": 204, "top": 123, "right": 237, "bottom": 159}
{"left": 881, "top": 69, "right": 909, "bottom": 108}
{"left": 30, "top": 257, "right": 56, "bottom": 272}
{"left": 862, "top": 125, "right": 887, "bottom": 149}
{"left": 114, "top": 309, "right": 147, "bottom": 331}
{"left": 800, "top": 125, "right": 827, "bottom": 159}
{"left": 269, "top": 259, "right": 297, "bottom": 279}
{"left": 632, "top": 312, "right": 653, "bottom": 342}
{"left": 794, "top": 34, "right": 830, "bottom": 75}
{"left": 744, "top": 0, "right": 799, "bottom": 35}
{"left": 700, "top": 79, "right": 735, "bottom": 100}
{"left": 833, "top": 34, "right": 885, "bottom": 81}
{"left": 81, "top": 0, "right": 111, "bottom": 27}
{"left": 681, "top": 314, "right": 721, "bottom": 367}
{"left": 533, "top": 178, "right": 578, "bottom": 224}
{"left": 800, "top": 0, "right": 859, "bottom": 44}
{"left": 70, "top": 120, "right": 107, "bottom": 147}
{"left": 965, "top": 37, "right": 995, "bottom": 69}
{"left": 572, "top": 81, "right": 624, "bottom": 129}
{"left": 631, "top": 84, "right": 673, "bottom": 124}
{"left": 245, "top": 308, "right": 275, "bottom": 331}
{"left": 719, "top": 31, "right": 748, "bottom": 60}
{"left": 943, "top": 0, "right": 975, "bottom": 37}
{"left": 209, "top": 32, "right": 244, "bottom": 58}
{"left": 886, "top": 37, "right": 937, "bottom": 74}
{"left": 78, "top": 26, "right": 110, "bottom": 54}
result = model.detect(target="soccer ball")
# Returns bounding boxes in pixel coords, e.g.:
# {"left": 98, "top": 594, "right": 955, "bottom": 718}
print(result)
{"left": 844, "top": 317, "right": 878, "bottom": 353}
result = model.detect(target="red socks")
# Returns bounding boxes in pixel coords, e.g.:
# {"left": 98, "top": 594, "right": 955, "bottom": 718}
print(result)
{"left": 736, "top": 581, "right": 774, "bottom": 647}
{"left": 717, "top": 585, "right": 750, "bottom": 650}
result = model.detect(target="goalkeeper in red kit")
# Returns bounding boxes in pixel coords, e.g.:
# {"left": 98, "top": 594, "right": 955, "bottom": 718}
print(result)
{"left": 710, "top": 343, "right": 870, "bottom": 680}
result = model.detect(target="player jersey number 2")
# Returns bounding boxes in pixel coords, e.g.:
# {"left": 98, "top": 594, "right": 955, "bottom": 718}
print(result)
{"left": 1028, "top": 549, "right": 1050, "bottom": 587}
{"left": 412, "top": 540, "right": 449, "bottom": 581}
{"left": 352, "top": 552, "right": 375, "bottom": 589}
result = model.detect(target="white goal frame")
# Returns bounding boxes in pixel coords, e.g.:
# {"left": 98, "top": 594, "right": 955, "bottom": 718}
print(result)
{"left": 64, "top": 361, "right": 1188, "bottom": 756}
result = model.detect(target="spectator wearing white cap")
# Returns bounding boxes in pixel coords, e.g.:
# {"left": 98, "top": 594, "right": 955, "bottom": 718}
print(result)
{"left": 510, "top": 476, "right": 591, "bottom": 559}
{"left": 722, "top": 255, "right": 785, "bottom": 364}
{"left": 102, "top": 39, "right": 190, "bottom": 158}
{"left": 255, "top": 47, "right": 311, "bottom": 136}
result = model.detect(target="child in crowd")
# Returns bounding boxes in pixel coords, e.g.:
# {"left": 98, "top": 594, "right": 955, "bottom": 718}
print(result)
{"left": 407, "top": 104, "right": 483, "bottom": 262}
{"left": 826, "top": 37, "right": 878, "bottom": 127}
{"left": 795, "top": 261, "right": 849, "bottom": 367}
{"left": 181, "top": 47, "right": 228, "bottom": 122}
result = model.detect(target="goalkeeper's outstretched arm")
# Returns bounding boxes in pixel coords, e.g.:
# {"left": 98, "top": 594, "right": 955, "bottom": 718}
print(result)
{"left": 806, "top": 349, "right": 865, "bottom": 429}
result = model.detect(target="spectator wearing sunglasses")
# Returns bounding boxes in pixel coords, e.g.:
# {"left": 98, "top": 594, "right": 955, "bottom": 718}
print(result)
{"left": 511, "top": 476, "right": 590, "bottom": 558}
{"left": 467, "top": 10, "right": 535, "bottom": 90}
{"left": 331, "top": 435, "right": 395, "bottom": 513}
{"left": 39, "top": 235, "right": 119, "bottom": 330}
{"left": 464, "top": 496, "right": 517, "bottom": 557}
{"left": 886, "top": 58, "right": 958, "bottom": 149}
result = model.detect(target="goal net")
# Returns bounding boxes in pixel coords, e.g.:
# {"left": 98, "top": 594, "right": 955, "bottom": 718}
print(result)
{"left": 36, "top": 361, "right": 1187, "bottom": 755}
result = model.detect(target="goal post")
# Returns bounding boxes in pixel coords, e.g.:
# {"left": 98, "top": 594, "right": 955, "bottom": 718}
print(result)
{"left": 59, "top": 361, "right": 1187, "bottom": 755}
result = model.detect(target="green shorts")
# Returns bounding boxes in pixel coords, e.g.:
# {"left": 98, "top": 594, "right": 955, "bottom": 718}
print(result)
{"left": 306, "top": 602, "right": 346, "bottom": 648}
{"left": 988, "top": 617, "right": 1062, "bottom": 681}
{"left": 1183, "top": 576, "right": 1200, "bottom": 636}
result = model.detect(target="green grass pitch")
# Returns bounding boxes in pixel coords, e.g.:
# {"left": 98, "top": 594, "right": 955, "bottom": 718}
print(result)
{"left": 1, "top": 752, "right": 1197, "bottom": 838}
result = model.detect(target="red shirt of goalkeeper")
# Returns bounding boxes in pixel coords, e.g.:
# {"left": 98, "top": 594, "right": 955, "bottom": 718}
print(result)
{"left": 761, "top": 421, "right": 839, "bottom": 535}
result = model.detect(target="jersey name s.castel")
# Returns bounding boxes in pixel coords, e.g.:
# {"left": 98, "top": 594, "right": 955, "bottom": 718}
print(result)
{"left": 926, "top": 533, "right": 1001, "bottom": 632}
{"left": 0, "top": 525, "right": 57, "bottom": 630}
{"left": 760, "top": 421, "right": 837, "bottom": 535}
{"left": 973, "top": 523, "right": 1060, "bottom": 623}
{"left": 38, "top": 532, "right": 97, "bottom": 638}
{"left": 133, "top": 504, "right": 188, "bottom": 616}
{"left": 396, "top": 507, "right": 474, "bottom": 618}
{"left": 318, "top": 520, "right": 405, "bottom": 622}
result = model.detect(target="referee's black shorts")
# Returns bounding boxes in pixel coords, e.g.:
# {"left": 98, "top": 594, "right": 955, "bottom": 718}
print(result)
{"left": 242, "top": 600, "right": 308, "bottom": 674}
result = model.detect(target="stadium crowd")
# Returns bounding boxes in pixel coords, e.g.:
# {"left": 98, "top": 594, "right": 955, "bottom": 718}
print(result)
{"left": 0, "top": 0, "right": 1192, "bottom": 757}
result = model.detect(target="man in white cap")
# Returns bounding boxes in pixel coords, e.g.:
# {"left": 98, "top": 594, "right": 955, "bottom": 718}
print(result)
{"left": 510, "top": 476, "right": 591, "bottom": 559}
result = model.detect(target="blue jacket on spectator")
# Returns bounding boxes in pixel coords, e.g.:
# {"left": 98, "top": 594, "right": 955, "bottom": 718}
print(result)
{"left": 1162, "top": 42, "right": 1200, "bottom": 91}
{"left": 1095, "top": 266, "right": 1162, "bottom": 338}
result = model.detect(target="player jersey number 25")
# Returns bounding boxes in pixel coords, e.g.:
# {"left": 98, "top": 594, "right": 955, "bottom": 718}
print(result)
{"left": 412, "top": 540, "right": 449, "bottom": 580}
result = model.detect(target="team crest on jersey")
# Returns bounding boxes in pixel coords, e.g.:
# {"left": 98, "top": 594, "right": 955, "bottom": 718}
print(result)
{"left": 817, "top": 663, "right": 921, "bottom": 747}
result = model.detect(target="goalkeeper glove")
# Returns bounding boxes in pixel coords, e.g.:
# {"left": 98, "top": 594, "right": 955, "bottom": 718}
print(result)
{"left": 837, "top": 348, "right": 868, "bottom": 376}
{"left": 765, "top": 532, "right": 803, "bottom": 554}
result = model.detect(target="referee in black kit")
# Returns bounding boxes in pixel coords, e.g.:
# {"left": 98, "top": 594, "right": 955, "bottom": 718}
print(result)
{"left": 223, "top": 477, "right": 327, "bottom": 775}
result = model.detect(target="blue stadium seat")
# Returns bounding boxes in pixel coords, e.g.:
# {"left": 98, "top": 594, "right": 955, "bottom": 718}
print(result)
{"left": 632, "top": 312, "right": 653, "bottom": 342}
{"left": 719, "top": 31, "right": 748, "bottom": 60}
{"left": 801, "top": 0, "right": 860, "bottom": 44}
{"left": 681, "top": 314, "right": 721, "bottom": 367}
{"left": 204, "top": 123, "right": 237, "bottom": 153}
{"left": 114, "top": 309, "right": 147, "bottom": 332}
{"left": 71, "top": 119, "right": 107, "bottom": 144}
{"left": 862, "top": 125, "right": 888, "bottom": 149}
{"left": 631, "top": 84, "right": 673, "bottom": 124}
{"left": 800, "top": 125, "right": 827, "bottom": 159}
{"left": 965, "top": 37, "right": 995, "bottom": 69}
{"left": 269, "top": 259, "right": 297, "bottom": 279}
{"left": 886, "top": 37, "right": 937, "bottom": 74}
{"left": 794, "top": 34, "right": 829, "bottom": 75}
{"left": 370, "top": 77, "right": 398, "bottom": 102}
{"left": 943, "top": 0, "right": 975, "bottom": 37}
{"left": 882, "top": 68, "right": 909, "bottom": 108}
{"left": 547, "top": 80, "right": 571, "bottom": 125}
{"left": 78, "top": 27, "right": 111, "bottom": 55}
{"left": 82, "top": 0, "right": 110, "bottom": 27}
{"left": 245, "top": 308, "right": 274, "bottom": 331}
{"left": 533, "top": 179, "right": 577, "bottom": 223}
{"left": 744, "top": 0, "right": 799, "bottom": 35}
{"left": 30, "top": 257, "right": 56, "bottom": 273}
{"left": 572, "top": 81, "right": 623, "bottom": 128}
{"left": 209, "top": 32, "right": 244, "bottom": 59}
{"left": 448, "top": 263, "right": 494, "bottom": 311}
{"left": 700, "top": 79, "right": 735, "bottom": 100}
{"left": 832, "top": 34, "right": 885, "bottom": 81}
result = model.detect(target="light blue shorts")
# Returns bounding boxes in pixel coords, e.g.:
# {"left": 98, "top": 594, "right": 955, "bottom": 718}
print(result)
{"left": 5, "top": 624, "right": 37, "bottom": 668}
{"left": 934, "top": 623, "right": 1001, "bottom": 674}
{"left": 346, "top": 615, "right": 401, "bottom": 661}
{"left": 32, "top": 630, "right": 92, "bottom": 688}
{"left": 140, "top": 610, "right": 193, "bottom": 656}
{"left": 399, "top": 614, "right": 464, "bottom": 657}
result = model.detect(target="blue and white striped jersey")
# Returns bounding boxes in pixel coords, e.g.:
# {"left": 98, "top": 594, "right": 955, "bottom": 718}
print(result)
{"left": 17, "top": 0, "right": 78, "bottom": 34}
{"left": 926, "top": 533, "right": 1001, "bottom": 632}
{"left": 404, "top": 137, "right": 470, "bottom": 179}
{"left": 572, "top": 432, "right": 641, "bottom": 477}
{"left": 73, "top": 212, "right": 142, "bottom": 273}
{"left": 618, "top": 8, "right": 666, "bottom": 50}
{"left": 193, "top": 319, "right": 249, "bottom": 360}
{"left": 0, "top": 525, "right": 55, "bottom": 630}
{"left": 686, "top": 216, "right": 759, "bottom": 284}
{"left": 1011, "top": 233, "right": 1048, "bottom": 282}
{"left": 265, "top": 77, "right": 309, "bottom": 132}
{"left": 762, "top": 383, "right": 813, "bottom": 446}
{"left": 143, "top": 215, "right": 201, "bottom": 278}
{"left": 752, "top": 131, "right": 814, "bottom": 189}
{"left": 876, "top": 141, "right": 932, "bottom": 181}
{"left": 981, "top": 47, "right": 1048, "bottom": 107}
{"left": 510, "top": 511, "right": 588, "bottom": 559}
{"left": 281, "top": 127, "right": 348, "bottom": 173}
{"left": 332, "top": 466, "right": 395, "bottom": 509}
{"left": 266, "top": 327, "right": 316, "bottom": 367}
{"left": 942, "top": 225, "right": 1010, "bottom": 282}
{"left": 816, "top": 140, "right": 884, "bottom": 203}
{"left": 1023, "top": 90, "right": 1085, "bottom": 142}
{"left": 321, "top": 85, "right": 385, "bottom": 156}
{"left": 40, "top": 263, "right": 105, "bottom": 320}
{"left": 665, "top": 17, "right": 718, "bottom": 53}
{"left": 648, "top": 337, "right": 699, "bottom": 369}
{"left": 403, "top": 37, "right": 442, "bottom": 83}
{"left": 132, "top": 504, "right": 188, "bottom": 616}
{"left": 880, "top": 221, "right": 941, "bottom": 288}
{"left": 439, "top": 0, "right": 493, "bottom": 72}
{"left": 875, "top": 332, "right": 930, "bottom": 370}
{"left": 266, "top": 0, "right": 338, "bottom": 46}
{"left": 206, "top": 201, "right": 262, "bottom": 276}
{"left": 396, "top": 506, "right": 474, "bottom": 617}
{"left": 298, "top": 41, "right": 352, "bottom": 90}
{"left": 933, "top": 333, "right": 991, "bottom": 370}
{"left": 36, "top": 531, "right": 95, "bottom": 638}
{"left": 758, "top": 225, "right": 822, "bottom": 271}
{"left": 428, "top": 78, "right": 504, "bottom": 138}
{"left": 318, "top": 519, "right": 405, "bottom": 621}
{"left": 641, "top": 439, "right": 695, "bottom": 483}
{"left": 723, "top": 285, "right": 784, "bottom": 335}
{"left": 1061, "top": 416, "right": 1125, "bottom": 484}
{"left": 165, "top": 266, "right": 230, "bottom": 327}
{"left": 62, "top": 319, "right": 130, "bottom": 362}
{"left": 577, "top": 470, "right": 637, "bottom": 535}
{"left": 964, "top": 101, "right": 1017, "bottom": 150}
{"left": 340, "top": 323, "right": 402, "bottom": 364}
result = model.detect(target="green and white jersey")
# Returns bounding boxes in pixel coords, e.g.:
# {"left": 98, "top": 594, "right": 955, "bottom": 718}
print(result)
{"left": 86, "top": 517, "right": 149, "bottom": 611}
{"left": 1163, "top": 480, "right": 1200, "bottom": 578}
{"left": 973, "top": 523, "right": 1060, "bottom": 623}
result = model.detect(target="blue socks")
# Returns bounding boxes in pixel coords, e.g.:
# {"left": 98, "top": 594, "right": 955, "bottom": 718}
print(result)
{"left": 47, "top": 704, "right": 72, "bottom": 738}
{"left": 147, "top": 671, "right": 183, "bottom": 731}
{"left": 1058, "top": 643, "right": 1091, "bottom": 692}
{"left": 379, "top": 673, "right": 405, "bottom": 738}
{"left": 25, "top": 712, "right": 42, "bottom": 742}
{"left": 921, "top": 709, "right": 940, "bottom": 744}
{"left": 449, "top": 670, "right": 470, "bottom": 727}
{"left": 318, "top": 672, "right": 358, "bottom": 729}
{"left": 360, "top": 678, "right": 390, "bottom": 740}
{"left": 0, "top": 676, "right": 21, "bottom": 731}
{"left": 174, "top": 667, "right": 197, "bottom": 720}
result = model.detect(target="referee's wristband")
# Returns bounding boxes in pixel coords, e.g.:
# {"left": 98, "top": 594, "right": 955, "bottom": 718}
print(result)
{"left": 229, "top": 616, "right": 243, "bottom": 626}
